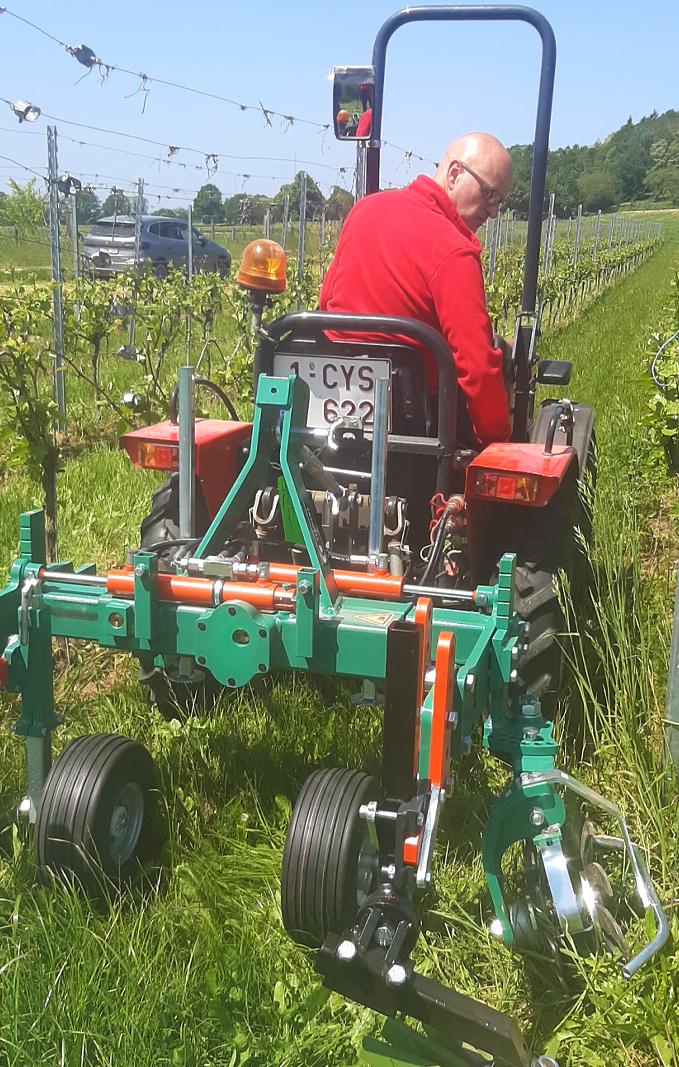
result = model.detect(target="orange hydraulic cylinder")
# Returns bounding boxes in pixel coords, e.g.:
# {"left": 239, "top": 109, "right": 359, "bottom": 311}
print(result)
{"left": 267, "top": 562, "right": 404, "bottom": 600}
{"left": 106, "top": 569, "right": 293, "bottom": 611}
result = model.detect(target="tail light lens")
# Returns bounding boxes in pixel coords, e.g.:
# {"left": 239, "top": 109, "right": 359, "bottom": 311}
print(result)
{"left": 471, "top": 470, "right": 541, "bottom": 504}
{"left": 124, "top": 440, "right": 179, "bottom": 471}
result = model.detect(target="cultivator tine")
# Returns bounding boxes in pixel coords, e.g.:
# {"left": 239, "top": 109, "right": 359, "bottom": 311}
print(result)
{"left": 318, "top": 934, "right": 532, "bottom": 1067}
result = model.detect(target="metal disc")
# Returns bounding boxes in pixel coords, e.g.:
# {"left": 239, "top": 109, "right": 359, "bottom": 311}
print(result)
{"left": 594, "top": 903, "right": 630, "bottom": 956}
{"left": 582, "top": 861, "right": 613, "bottom": 902}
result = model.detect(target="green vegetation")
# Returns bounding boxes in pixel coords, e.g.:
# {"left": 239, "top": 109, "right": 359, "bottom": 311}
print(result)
{"left": 0, "top": 219, "right": 677, "bottom": 1065}
{"left": 507, "top": 109, "right": 679, "bottom": 215}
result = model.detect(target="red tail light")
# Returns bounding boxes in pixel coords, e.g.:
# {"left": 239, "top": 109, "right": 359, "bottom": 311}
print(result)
{"left": 124, "top": 440, "right": 179, "bottom": 471}
{"left": 465, "top": 443, "right": 576, "bottom": 508}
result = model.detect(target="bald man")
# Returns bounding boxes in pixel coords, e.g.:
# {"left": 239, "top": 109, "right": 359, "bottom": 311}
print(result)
{"left": 320, "top": 133, "right": 513, "bottom": 445}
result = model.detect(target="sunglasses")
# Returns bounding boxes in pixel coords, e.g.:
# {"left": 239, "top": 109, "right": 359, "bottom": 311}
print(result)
{"left": 458, "top": 161, "right": 504, "bottom": 209}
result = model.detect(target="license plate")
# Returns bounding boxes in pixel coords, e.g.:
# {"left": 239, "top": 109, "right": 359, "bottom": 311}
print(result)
{"left": 272, "top": 354, "right": 391, "bottom": 428}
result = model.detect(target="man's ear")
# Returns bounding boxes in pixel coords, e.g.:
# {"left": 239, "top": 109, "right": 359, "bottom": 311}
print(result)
{"left": 447, "top": 159, "right": 462, "bottom": 191}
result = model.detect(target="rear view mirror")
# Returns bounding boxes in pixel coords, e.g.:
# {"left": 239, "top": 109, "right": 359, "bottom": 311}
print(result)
{"left": 332, "top": 66, "right": 375, "bottom": 140}
{"left": 537, "top": 359, "right": 572, "bottom": 386}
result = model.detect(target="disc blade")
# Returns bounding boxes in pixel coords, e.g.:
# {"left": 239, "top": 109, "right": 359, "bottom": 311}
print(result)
{"left": 594, "top": 903, "right": 629, "bottom": 957}
{"left": 580, "top": 819, "right": 597, "bottom": 867}
{"left": 583, "top": 860, "right": 613, "bottom": 902}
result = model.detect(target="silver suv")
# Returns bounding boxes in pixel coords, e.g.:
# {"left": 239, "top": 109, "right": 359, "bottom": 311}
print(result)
{"left": 82, "top": 215, "right": 232, "bottom": 277}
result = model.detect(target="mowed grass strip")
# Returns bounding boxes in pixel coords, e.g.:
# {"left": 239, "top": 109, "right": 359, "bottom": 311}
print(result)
{"left": 0, "top": 227, "right": 677, "bottom": 1065}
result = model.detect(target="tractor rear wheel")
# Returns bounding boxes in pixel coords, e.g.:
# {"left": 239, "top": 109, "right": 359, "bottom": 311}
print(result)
{"left": 35, "top": 733, "right": 164, "bottom": 897}
{"left": 138, "top": 473, "right": 221, "bottom": 718}
{"left": 281, "top": 768, "right": 379, "bottom": 948}
{"left": 140, "top": 471, "right": 209, "bottom": 570}
{"left": 513, "top": 560, "right": 564, "bottom": 719}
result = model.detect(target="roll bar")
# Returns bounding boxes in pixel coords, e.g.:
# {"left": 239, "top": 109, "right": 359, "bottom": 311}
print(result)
{"left": 366, "top": 5, "right": 556, "bottom": 316}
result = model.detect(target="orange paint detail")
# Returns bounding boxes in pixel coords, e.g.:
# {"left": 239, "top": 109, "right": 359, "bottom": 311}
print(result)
{"left": 403, "top": 834, "right": 420, "bottom": 866}
{"left": 429, "top": 631, "right": 456, "bottom": 788}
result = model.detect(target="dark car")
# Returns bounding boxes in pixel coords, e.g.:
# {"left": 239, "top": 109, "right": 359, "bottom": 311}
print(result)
{"left": 82, "top": 215, "right": 232, "bottom": 278}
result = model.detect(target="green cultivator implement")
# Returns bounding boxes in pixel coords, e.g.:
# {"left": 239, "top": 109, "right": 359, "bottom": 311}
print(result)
{"left": 0, "top": 362, "right": 669, "bottom": 1063}
{"left": 0, "top": 5, "right": 670, "bottom": 1065}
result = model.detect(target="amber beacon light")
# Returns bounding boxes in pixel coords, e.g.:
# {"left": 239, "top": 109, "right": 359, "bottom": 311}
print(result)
{"left": 237, "top": 239, "right": 287, "bottom": 295}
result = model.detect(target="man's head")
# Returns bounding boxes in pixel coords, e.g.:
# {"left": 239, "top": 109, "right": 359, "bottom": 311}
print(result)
{"left": 433, "top": 133, "right": 513, "bottom": 233}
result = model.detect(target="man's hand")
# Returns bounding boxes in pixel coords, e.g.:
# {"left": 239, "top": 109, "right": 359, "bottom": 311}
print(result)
{"left": 493, "top": 332, "right": 514, "bottom": 386}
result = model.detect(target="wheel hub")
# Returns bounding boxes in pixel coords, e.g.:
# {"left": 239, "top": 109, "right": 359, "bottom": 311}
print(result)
{"left": 108, "top": 781, "right": 145, "bottom": 864}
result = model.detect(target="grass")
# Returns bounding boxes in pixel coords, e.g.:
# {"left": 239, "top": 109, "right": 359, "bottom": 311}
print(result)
{"left": 0, "top": 223, "right": 678, "bottom": 1065}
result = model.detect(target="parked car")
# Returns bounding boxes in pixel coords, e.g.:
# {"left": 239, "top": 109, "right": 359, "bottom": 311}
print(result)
{"left": 82, "top": 215, "right": 232, "bottom": 278}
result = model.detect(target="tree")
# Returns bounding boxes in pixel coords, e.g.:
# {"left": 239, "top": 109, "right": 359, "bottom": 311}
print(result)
{"left": 577, "top": 170, "right": 620, "bottom": 211}
{"left": 324, "top": 185, "right": 354, "bottom": 221}
{"left": 0, "top": 178, "right": 45, "bottom": 231}
{"left": 272, "top": 171, "right": 325, "bottom": 221}
{"left": 100, "top": 191, "right": 133, "bottom": 217}
{"left": 223, "top": 193, "right": 251, "bottom": 225}
{"left": 77, "top": 189, "right": 101, "bottom": 224}
{"left": 644, "top": 166, "right": 679, "bottom": 203}
{"left": 192, "top": 183, "right": 223, "bottom": 222}
{"left": 150, "top": 206, "right": 188, "bottom": 219}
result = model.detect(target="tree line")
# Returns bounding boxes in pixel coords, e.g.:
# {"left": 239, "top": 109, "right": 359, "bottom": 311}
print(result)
{"left": 506, "top": 108, "right": 679, "bottom": 216}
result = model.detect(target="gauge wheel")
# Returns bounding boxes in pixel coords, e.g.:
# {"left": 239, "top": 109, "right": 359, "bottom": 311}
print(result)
{"left": 281, "top": 768, "right": 379, "bottom": 948}
{"left": 35, "top": 733, "right": 165, "bottom": 897}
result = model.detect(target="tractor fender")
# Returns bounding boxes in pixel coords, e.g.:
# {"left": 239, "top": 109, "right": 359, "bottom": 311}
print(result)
{"left": 120, "top": 418, "right": 252, "bottom": 517}
{"left": 530, "top": 400, "right": 595, "bottom": 478}
{"left": 465, "top": 441, "right": 577, "bottom": 509}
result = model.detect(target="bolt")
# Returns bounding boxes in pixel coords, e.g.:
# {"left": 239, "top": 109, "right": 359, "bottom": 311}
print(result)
{"left": 511, "top": 644, "right": 520, "bottom": 662}
{"left": 375, "top": 925, "right": 393, "bottom": 948}
{"left": 297, "top": 579, "right": 312, "bottom": 596}
{"left": 510, "top": 668, "right": 519, "bottom": 682}
{"left": 384, "top": 864, "right": 397, "bottom": 880}
{"left": 465, "top": 673, "right": 475, "bottom": 691}
{"left": 534, "top": 1058, "right": 560, "bottom": 1067}
{"left": 385, "top": 963, "right": 408, "bottom": 987}
{"left": 446, "top": 711, "right": 458, "bottom": 729}
{"left": 134, "top": 564, "right": 146, "bottom": 578}
{"left": 546, "top": 824, "right": 561, "bottom": 837}
{"left": 461, "top": 736, "right": 472, "bottom": 756}
{"left": 529, "top": 807, "right": 545, "bottom": 827}
{"left": 336, "top": 939, "right": 357, "bottom": 962}
{"left": 523, "top": 727, "right": 539, "bottom": 740}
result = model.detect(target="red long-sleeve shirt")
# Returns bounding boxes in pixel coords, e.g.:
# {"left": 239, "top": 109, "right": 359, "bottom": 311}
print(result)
{"left": 319, "top": 174, "right": 510, "bottom": 445}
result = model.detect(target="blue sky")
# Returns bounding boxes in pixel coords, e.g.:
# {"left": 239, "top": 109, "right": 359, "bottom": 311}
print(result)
{"left": 0, "top": 0, "right": 677, "bottom": 209}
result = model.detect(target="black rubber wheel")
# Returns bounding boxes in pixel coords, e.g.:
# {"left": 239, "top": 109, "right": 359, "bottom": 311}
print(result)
{"left": 138, "top": 473, "right": 220, "bottom": 718}
{"left": 35, "top": 733, "right": 164, "bottom": 897}
{"left": 140, "top": 472, "right": 210, "bottom": 571}
{"left": 281, "top": 768, "right": 378, "bottom": 948}
{"left": 514, "top": 561, "right": 564, "bottom": 719}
